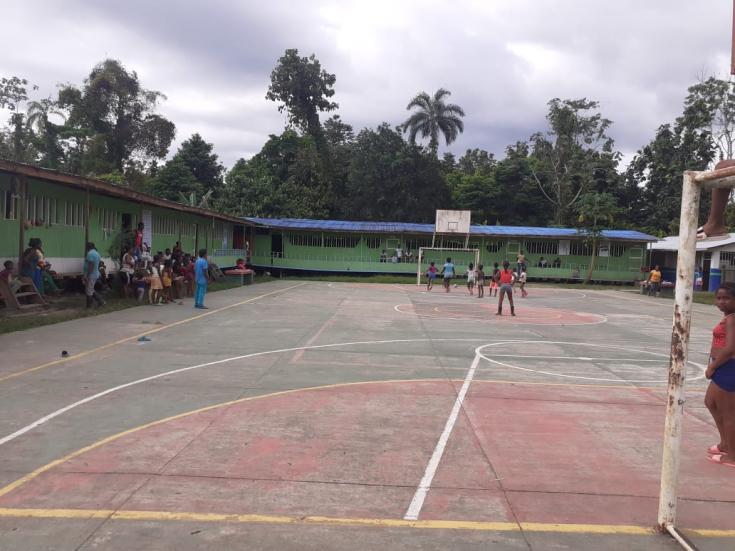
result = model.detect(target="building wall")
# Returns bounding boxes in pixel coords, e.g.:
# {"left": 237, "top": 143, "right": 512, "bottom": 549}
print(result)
{"left": 251, "top": 228, "right": 647, "bottom": 281}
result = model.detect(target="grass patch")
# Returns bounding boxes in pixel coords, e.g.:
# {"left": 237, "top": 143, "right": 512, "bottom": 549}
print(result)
{"left": 0, "top": 275, "right": 273, "bottom": 335}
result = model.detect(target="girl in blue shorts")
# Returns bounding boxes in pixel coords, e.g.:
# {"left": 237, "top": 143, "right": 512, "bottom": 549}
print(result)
{"left": 706, "top": 283, "right": 735, "bottom": 467}
{"left": 426, "top": 262, "right": 437, "bottom": 291}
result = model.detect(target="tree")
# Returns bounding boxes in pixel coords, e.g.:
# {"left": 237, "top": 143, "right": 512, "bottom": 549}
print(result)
{"left": 57, "top": 59, "right": 175, "bottom": 176}
{"left": 0, "top": 76, "right": 34, "bottom": 111}
{"left": 457, "top": 148, "right": 495, "bottom": 175}
{"left": 266, "top": 49, "right": 338, "bottom": 139}
{"left": 175, "top": 133, "right": 225, "bottom": 195}
{"left": 680, "top": 77, "right": 735, "bottom": 161}
{"left": 529, "top": 98, "right": 616, "bottom": 225}
{"left": 402, "top": 88, "right": 465, "bottom": 156}
{"left": 447, "top": 171, "right": 498, "bottom": 224}
{"left": 27, "top": 98, "right": 65, "bottom": 168}
{"left": 345, "top": 124, "right": 450, "bottom": 222}
{"left": 575, "top": 191, "right": 619, "bottom": 283}
{"left": 151, "top": 157, "right": 202, "bottom": 202}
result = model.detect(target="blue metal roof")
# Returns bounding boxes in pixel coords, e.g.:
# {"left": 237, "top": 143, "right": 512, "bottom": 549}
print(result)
{"left": 244, "top": 217, "right": 657, "bottom": 242}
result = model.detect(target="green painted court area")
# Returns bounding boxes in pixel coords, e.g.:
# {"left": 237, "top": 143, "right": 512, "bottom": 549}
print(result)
{"left": 0, "top": 281, "right": 732, "bottom": 550}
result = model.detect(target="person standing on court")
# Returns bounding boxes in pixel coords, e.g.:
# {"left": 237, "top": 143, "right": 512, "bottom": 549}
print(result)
{"left": 194, "top": 248, "right": 209, "bottom": 309}
{"left": 704, "top": 283, "right": 735, "bottom": 467}
{"left": 440, "top": 257, "right": 455, "bottom": 293}
{"left": 83, "top": 242, "right": 105, "bottom": 308}
{"left": 496, "top": 260, "right": 516, "bottom": 316}
{"left": 516, "top": 250, "right": 526, "bottom": 274}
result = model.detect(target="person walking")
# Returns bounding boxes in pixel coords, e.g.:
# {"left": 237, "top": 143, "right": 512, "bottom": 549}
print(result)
{"left": 194, "top": 248, "right": 209, "bottom": 309}
{"left": 83, "top": 242, "right": 105, "bottom": 308}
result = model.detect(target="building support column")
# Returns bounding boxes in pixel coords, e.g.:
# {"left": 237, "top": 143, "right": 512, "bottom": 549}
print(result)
{"left": 708, "top": 250, "right": 721, "bottom": 292}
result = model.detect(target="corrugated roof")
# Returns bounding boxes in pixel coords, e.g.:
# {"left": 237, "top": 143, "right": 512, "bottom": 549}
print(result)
{"left": 650, "top": 234, "right": 735, "bottom": 251}
{"left": 244, "top": 217, "right": 657, "bottom": 242}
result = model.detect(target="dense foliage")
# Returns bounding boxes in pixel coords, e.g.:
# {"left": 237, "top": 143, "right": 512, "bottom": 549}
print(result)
{"left": 2, "top": 53, "right": 734, "bottom": 235}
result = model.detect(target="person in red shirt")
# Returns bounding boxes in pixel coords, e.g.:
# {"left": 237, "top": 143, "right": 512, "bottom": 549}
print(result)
{"left": 496, "top": 260, "right": 516, "bottom": 317}
{"left": 133, "top": 222, "right": 144, "bottom": 259}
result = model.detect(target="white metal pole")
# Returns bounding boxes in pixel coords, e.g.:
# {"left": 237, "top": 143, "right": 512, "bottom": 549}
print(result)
{"left": 657, "top": 171, "right": 700, "bottom": 530}
{"left": 417, "top": 248, "right": 423, "bottom": 286}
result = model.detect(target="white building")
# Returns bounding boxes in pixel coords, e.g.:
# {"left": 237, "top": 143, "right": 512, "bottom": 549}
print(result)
{"left": 649, "top": 234, "right": 735, "bottom": 291}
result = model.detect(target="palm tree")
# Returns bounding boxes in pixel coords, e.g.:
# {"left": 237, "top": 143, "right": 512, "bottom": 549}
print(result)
{"left": 26, "top": 98, "right": 65, "bottom": 134}
{"left": 402, "top": 88, "right": 465, "bottom": 155}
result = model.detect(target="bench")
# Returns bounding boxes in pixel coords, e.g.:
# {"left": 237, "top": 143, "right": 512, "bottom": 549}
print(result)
{"left": 223, "top": 268, "right": 255, "bottom": 286}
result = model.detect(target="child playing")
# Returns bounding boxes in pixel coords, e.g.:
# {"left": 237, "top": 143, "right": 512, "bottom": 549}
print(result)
{"left": 426, "top": 261, "right": 437, "bottom": 291}
{"left": 490, "top": 262, "right": 500, "bottom": 297}
{"left": 161, "top": 260, "right": 174, "bottom": 304}
{"left": 466, "top": 262, "right": 476, "bottom": 295}
{"left": 496, "top": 260, "right": 516, "bottom": 316}
{"left": 476, "top": 264, "right": 485, "bottom": 298}
{"left": 705, "top": 283, "right": 735, "bottom": 467}
{"left": 440, "top": 257, "right": 455, "bottom": 293}
{"left": 0, "top": 260, "right": 21, "bottom": 293}
{"left": 518, "top": 269, "right": 528, "bottom": 298}
{"left": 148, "top": 257, "right": 163, "bottom": 305}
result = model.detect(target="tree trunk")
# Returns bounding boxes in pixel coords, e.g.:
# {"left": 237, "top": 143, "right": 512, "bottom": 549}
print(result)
{"left": 584, "top": 238, "right": 597, "bottom": 283}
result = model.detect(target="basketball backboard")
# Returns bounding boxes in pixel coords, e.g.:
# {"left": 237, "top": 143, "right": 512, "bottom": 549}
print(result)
{"left": 435, "top": 209, "right": 471, "bottom": 234}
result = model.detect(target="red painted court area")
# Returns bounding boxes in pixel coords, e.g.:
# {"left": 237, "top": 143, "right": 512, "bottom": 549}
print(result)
{"left": 1, "top": 380, "right": 731, "bottom": 530}
{"left": 396, "top": 303, "right": 606, "bottom": 325}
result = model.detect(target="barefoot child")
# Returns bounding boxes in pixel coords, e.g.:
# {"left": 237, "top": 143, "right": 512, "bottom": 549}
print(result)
{"left": 426, "top": 261, "right": 437, "bottom": 291}
{"left": 518, "top": 269, "right": 528, "bottom": 298}
{"left": 466, "top": 262, "right": 476, "bottom": 295}
{"left": 476, "top": 264, "right": 485, "bottom": 298}
{"left": 705, "top": 283, "right": 735, "bottom": 467}
{"left": 496, "top": 260, "right": 516, "bottom": 316}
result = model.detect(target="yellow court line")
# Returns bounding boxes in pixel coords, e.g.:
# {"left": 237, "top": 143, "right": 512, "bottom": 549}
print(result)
{"left": 0, "top": 282, "right": 307, "bottom": 384}
{"left": 0, "top": 507, "right": 731, "bottom": 537}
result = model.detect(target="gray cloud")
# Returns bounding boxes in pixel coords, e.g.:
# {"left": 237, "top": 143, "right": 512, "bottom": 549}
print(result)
{"left": 0, "top": 0, "right": 731, "bottom": 168}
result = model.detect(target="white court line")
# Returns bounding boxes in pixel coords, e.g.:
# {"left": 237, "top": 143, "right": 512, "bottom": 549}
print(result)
{"left": 489, "top": 354, "right": 664, "bottom": 362}
{"left": 403, "top": 345, "right": 483, "bottom": 521}
{"left": 0, "top": 338, "right": 501, "bottom": 448}
{"left": 475, "top": 341, "right": 706, "bottom": 384}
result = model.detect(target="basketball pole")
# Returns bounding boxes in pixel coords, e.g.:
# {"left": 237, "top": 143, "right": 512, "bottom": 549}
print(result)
{"left": 657, "top": 172, "right": 700, "bottom": 532}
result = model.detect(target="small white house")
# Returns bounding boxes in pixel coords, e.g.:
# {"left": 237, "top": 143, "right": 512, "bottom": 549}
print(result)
{"left": 649, "top": 234, "right": 735, "bottom": 292}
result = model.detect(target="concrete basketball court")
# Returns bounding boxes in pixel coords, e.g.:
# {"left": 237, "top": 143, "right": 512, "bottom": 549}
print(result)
{"left": 0, "top": 281, "right": 733, "bottom": 550}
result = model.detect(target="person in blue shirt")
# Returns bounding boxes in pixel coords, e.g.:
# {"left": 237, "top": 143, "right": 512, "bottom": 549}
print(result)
{"left": 194, "top": 248, "right": 209, "bottom": 309}
{"left": 84, "top": 242, "right": 105, "bottom": 308}
{"left": 440, "top": 257, "right": 455, "bottom": 293}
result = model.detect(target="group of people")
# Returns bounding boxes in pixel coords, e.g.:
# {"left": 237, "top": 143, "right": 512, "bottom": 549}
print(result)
{"left": 115, "top": 241, "right": 211, "bottom": 309}
{"left": 425, "top": 257, "right": 529, "bottom": 316}
{"left": 379, "top": 247, "right": 415, "bottom": 263}
{"left": 0, "top": 238, "right": 62, "bottom": 300}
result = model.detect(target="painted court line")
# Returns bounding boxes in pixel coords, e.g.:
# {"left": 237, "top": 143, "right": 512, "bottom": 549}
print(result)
{"left": 0, "top": 508, "right": 730, "bottom": 537}
{"left": 0, "top": 338, "right": 491, "bottom": 448}
{"left": 403, "top": 346, "right": 482, "bottom": 521}
{"left": 0, "top": 282, "right": 308, "bottom": 384}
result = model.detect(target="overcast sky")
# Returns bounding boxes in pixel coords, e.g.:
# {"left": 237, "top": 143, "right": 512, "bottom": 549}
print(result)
{"left": 1, "top": 0, "right": 731, "bottom": 169}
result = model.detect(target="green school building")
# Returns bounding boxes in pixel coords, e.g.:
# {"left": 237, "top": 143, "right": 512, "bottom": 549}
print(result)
{"left": 0, "top": 160, "right": 252, "bottom": 274}
{"left": 245, "top": 217, "right": 657, "bottom": 282}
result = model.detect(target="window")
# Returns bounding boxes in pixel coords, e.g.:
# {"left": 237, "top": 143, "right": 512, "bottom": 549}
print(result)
{"left": 507, "top": 241, "right": 520, "bottom": 254}
{"left": 364, "top": 237, "right": 382, "bottom": 249}
{"left": 323, "top": 235, "right": 360, "bottom": 248}
{"left": 629, "top": 247, "right": 643, "bottom": 260}
{"left": 570, "top": 241, "right": 592, "bottom": 256}
{"left": 3, "top": 190, "right": 17, "bottom": 220}
{"left": 607, "top": 243, "right": 626, "bottom": 257}
{"left": 524, "top": 240, "right": 559, "bottom": 255}
{"left": 441, "top": 239, "right": 465, "bottom": 249}
{"left": 404, "top": 238, "right": 432, "bottom": 251}
{"left": 288, "top": 233, "right": 322, "bottom": 247}
{"left": 721, "top": 251, "right": 735, "bottom": 266}
{"left": 485, "top": 241, "right": 502, "bottom": 253}
{"left": 49, "top": 198, "right": 56, "bottom": 224}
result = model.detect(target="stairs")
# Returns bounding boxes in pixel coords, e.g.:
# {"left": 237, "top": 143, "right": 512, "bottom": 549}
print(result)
{"left": 0, "top": 277, "right": 46, "bottom": 311}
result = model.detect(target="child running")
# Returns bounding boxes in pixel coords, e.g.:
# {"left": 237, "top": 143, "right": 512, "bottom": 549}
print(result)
{"left": 518, "top": 269, "right": 528, "bottom": 298}
{"left": 490, "top": 262, "right": 500, "bottom": 297}
{"left": 441, "top": 257, "right": 455, "bottom": 293}
{"left": 705, "top": 283, "right": 735, "bottom": 467}
{"left": 476, "top": 264, "right": 485, "bottom": 298}
{"left": 426, "top": 261, "right": 437, "bottom": 291}
{"left": 496, "top": 260, "right": 516, "bottom": 316}
{"left": 466, "top": 262, "right": 476, "bottom": 295}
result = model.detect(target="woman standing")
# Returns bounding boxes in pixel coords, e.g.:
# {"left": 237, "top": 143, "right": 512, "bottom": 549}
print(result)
{"left": 21, "top": 238, "right": 44, "bottom": 295}
{"left": 705, "top": 283, "right": 735, "bottom": 467}
{"left": 496, "top": 260, "right": 516, "bottom": 317}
